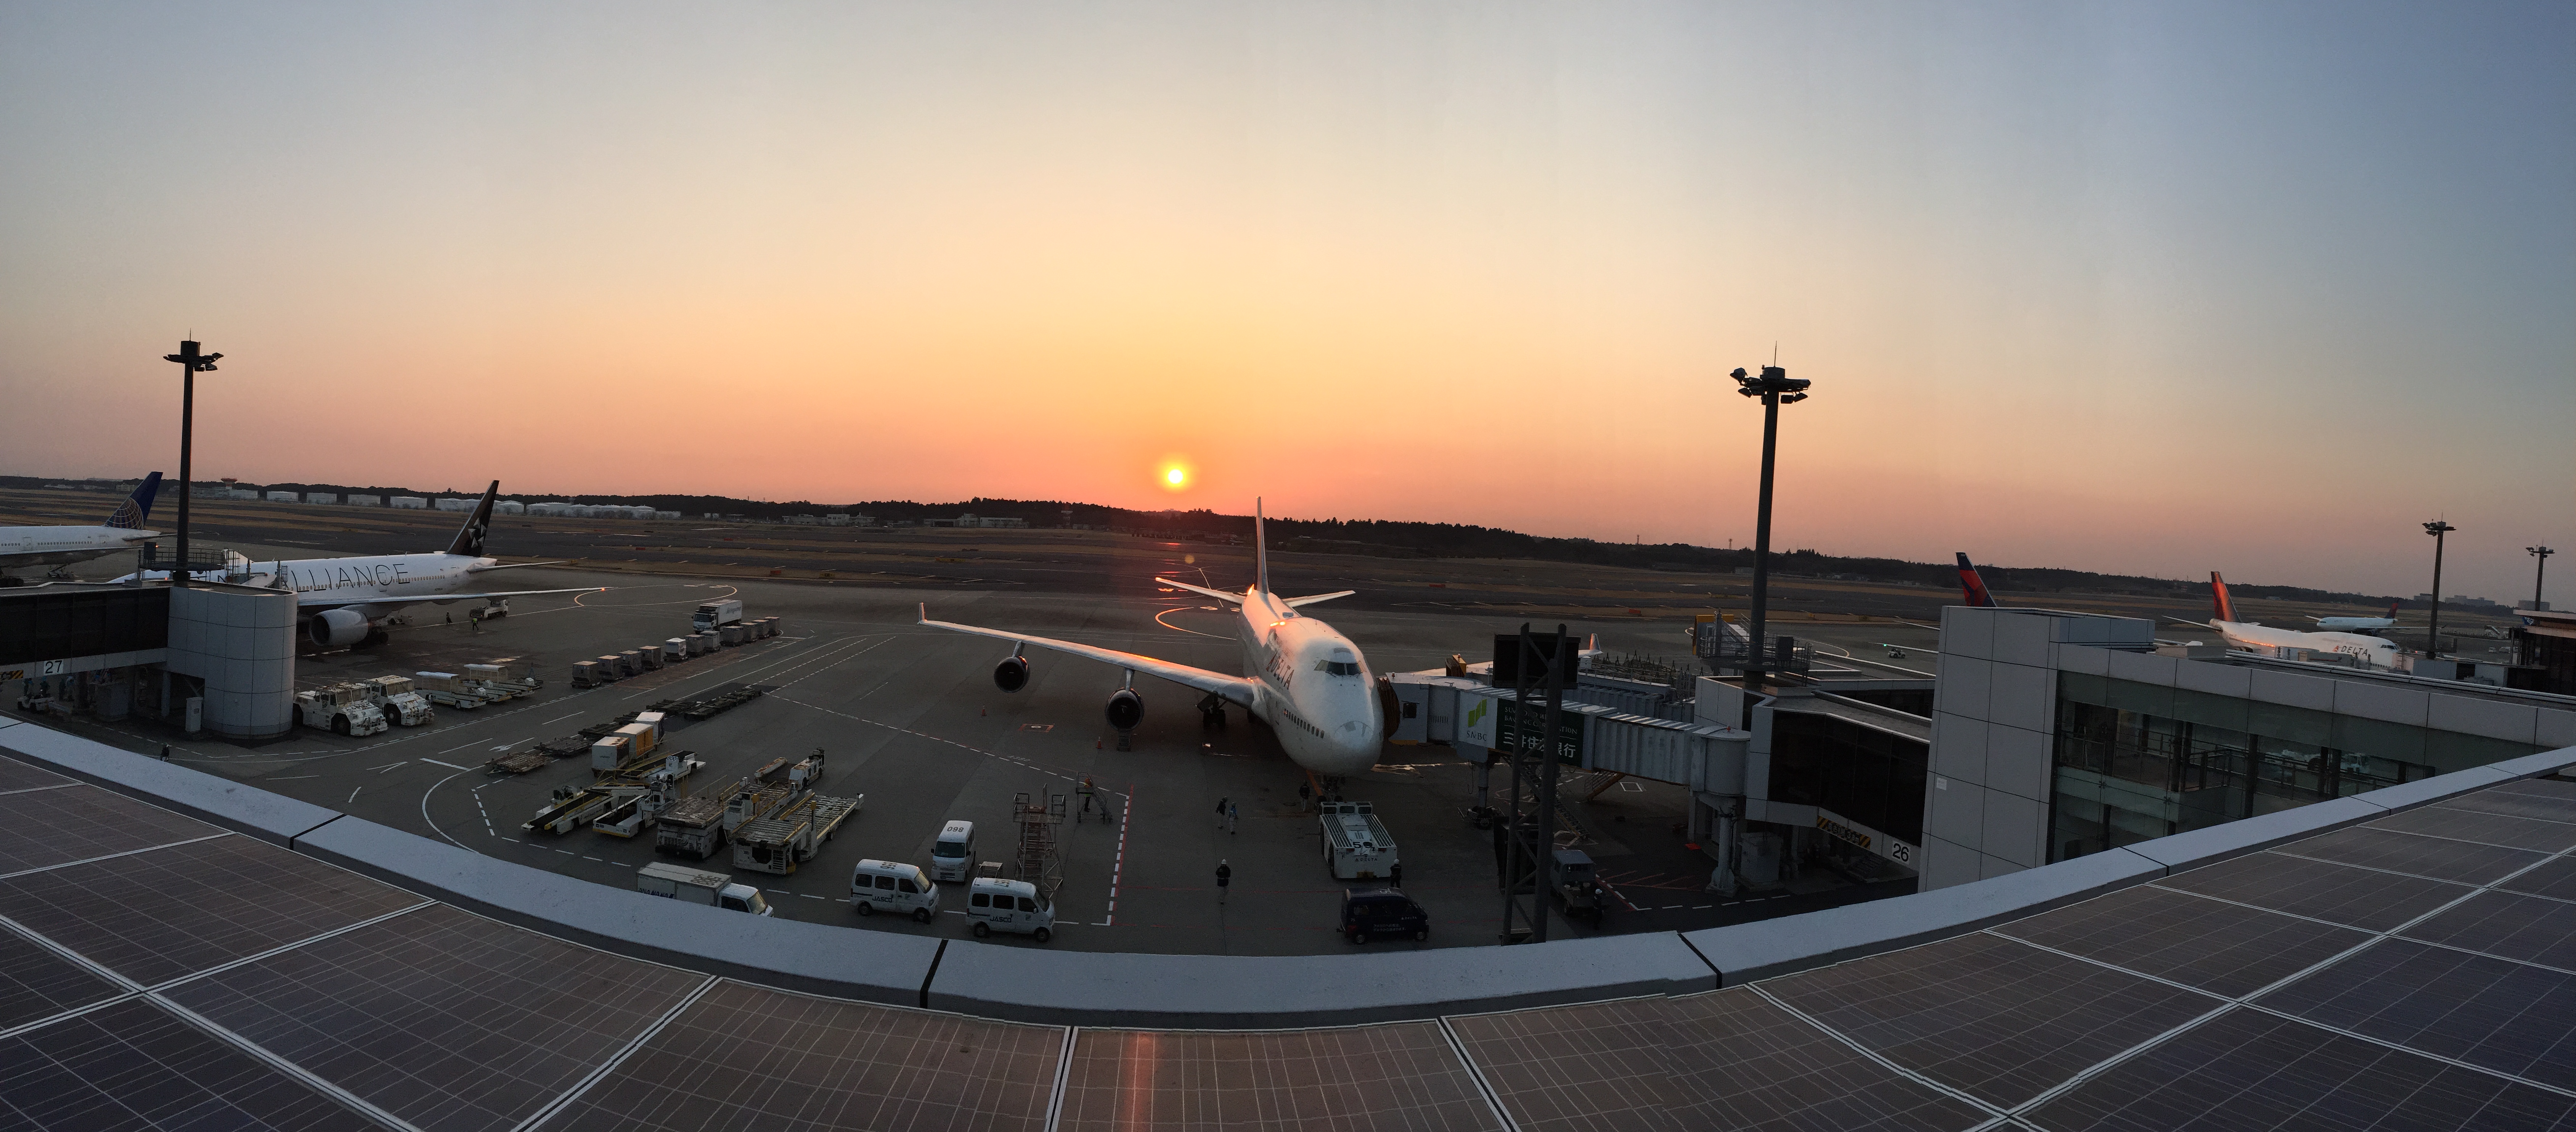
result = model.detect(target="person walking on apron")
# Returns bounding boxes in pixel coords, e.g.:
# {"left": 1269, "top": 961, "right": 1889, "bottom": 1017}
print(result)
{"left": 1078, "top": 776, "right": 1096, "bottom": 822}
{"left": 1227, "top": 801, "right": 1239, "bottom": 835}
{"left": 1216, "top": 860, "right": 1232, "bottom": 904}
{"left": 1214, "top": 797, "right": 1229, "bottom": 830}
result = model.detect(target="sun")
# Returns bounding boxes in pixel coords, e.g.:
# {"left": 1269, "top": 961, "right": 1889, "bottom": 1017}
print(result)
{"left": 1158, "top": 458, "right": 1193, "bottom": 492}
{"left": 1166, "top": 468, "right": 1186, "bottom": 487}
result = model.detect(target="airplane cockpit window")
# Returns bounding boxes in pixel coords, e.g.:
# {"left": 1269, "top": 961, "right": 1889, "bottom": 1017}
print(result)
{"left": 1323, "top": 660, "right": 1362, "bottom": 676}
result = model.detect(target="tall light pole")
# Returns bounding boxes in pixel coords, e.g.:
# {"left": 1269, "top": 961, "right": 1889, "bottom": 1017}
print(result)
{"left": 162, "top": 339, "right": 222, "bottom": 587}
{"left": 2423, "top": 520, "right": 2456, "bottom": 657}
{"left": 1733, "top": 363, "right": 1810, "bottom": 707}
{"left": 2533, "top": 545, "right": 2557, "bottom": 610}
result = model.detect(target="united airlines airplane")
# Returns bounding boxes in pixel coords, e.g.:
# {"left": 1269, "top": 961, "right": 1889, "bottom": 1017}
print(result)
{"left": 2175, "top": 572, "right": 2399, "bottom": 669}
{"left": 0, "top": 473, "right": 162, "bottom": 576}
{"left": 120, "top": 482, "right": 604, "bottom": 647}
{"left": 920, "top": 500, "right": 1383, "bottom": 777}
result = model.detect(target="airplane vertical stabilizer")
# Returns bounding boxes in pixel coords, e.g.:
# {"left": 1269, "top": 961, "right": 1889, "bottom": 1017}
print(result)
{"left": 2211, "top": 572, "right": 2240, "bottom": 623}
{"left": 105, "top": 472, "right": 163, "bottom": 530}
{"left": 1954, "top": 553, "right": 2000, "bottom": 608}
{"left": 445, "top": 481, "right": 500, "bottom": 558}
{"left": 1254, "top": 497, "right": 1271, "bottom": 597}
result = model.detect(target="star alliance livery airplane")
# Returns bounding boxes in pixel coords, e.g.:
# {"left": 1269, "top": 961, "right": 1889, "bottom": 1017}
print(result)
{"left": 920, "top": 499, "right": 1383, "bottom": 777}
{"left": 1, "top": 473, "right": 163, "bottom": 576}
{"left": 120, "top": 481, "right": 605, "bottom": 647}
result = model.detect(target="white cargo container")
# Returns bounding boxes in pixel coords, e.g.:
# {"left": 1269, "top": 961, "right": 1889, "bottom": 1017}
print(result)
{"left": 635, "top": 862, "right": 771, "bottom": 915}
{"left": 663, "top": 638, "right": 689, "bottom": 662}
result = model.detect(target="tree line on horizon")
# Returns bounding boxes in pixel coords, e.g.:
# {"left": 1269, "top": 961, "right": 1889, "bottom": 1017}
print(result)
{"left": 2, "top": 475, "right": 2403, "bottom": 606}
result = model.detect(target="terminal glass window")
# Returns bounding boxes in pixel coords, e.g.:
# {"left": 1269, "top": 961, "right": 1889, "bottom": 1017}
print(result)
{"left": 2044, "top": 673, "right": 2536, "bottom": 863}
{"left": 1768, "top": 710, "right": 1927, "bottom": 845}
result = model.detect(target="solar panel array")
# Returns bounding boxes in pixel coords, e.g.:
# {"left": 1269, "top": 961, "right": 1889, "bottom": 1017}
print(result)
{"left": 3, "top": 756, "right": 2576, "bottom": 1130}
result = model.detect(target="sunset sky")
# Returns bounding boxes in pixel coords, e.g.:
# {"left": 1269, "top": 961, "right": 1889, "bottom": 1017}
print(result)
{"left": 2, "top": 3, "right": 2568, "bottom": 600}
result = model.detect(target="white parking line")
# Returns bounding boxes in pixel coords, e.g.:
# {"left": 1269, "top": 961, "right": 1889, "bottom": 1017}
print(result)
{"left": 419, "top": 758, "right": 470, "bottom": 770}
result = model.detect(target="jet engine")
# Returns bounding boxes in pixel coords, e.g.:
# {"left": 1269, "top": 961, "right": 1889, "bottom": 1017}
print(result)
{"left": 309, "top": 608, "right": 372, "bottom": 647}
{"left": 994, "top": 656, "right": 1029, "bottom": 692}
{"left": 1105, "top": 688, "right": 1144, "bottom": 731}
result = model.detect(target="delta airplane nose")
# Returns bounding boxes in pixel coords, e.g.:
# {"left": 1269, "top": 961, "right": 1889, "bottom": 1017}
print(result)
{"left": 1311, "top": 717, "right": 1384, "bottom": 777}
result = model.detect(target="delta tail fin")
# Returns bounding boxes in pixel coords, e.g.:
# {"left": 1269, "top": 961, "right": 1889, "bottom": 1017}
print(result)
{"left": 1254, "top": 497, "right": 1271, "bottom": 596}
{"left": 1955, "top": 553, "right": 2000, "bottom": 608}
{"left": 445, "top": 481, "right": 499, "bottom": 557}
{"left": 104, "top": 472, "right": 163, "bottom": 530}
{"left": 2211, "top": 572, "right": 2239, "bottom": 623}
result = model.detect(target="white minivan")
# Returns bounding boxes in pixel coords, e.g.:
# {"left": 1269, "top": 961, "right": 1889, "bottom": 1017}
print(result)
{"left": 850, "top": 859, "right": 939, "bottom": 922}
{"left": 966, "top": 877, "right": 1054, "bottom": 942}
{"left": 930, "top": 820, "right": 977, "bottom": 882}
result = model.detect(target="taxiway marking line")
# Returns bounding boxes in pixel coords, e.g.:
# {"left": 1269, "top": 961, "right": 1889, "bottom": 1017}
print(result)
{"left": 419, "top": 758, "right": 470, "bottom": 770}
{"left": 1105, "top": 785, "right": 1133, "bottom": 926}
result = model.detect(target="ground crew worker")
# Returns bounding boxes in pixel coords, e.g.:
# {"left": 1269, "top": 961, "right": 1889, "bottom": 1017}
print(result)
{"left": 1227, "top": 801, "right": 1239, "bottom": 835}
{"left": 1216, "top": 859, "right": 1232, "bottom": 904}
{"left": 1078, "top": 776, "right": 1096, "bottom": 822}
{"left": 1390, "top": 861, "right": 1402, "bottom": 888}
{"left": 1214, "top": 797, "right": 1229, "bottom": 830}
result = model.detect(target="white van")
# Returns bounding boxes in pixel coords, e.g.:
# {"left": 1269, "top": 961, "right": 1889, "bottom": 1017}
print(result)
{"left": 850, "top": 859, "right": 939, "bottom": 922}
{"left": 965, "top": 877, "right": 1054, "bottom": 942}
{"left": 930, "top": 820, "right": 976, "bottom": 882}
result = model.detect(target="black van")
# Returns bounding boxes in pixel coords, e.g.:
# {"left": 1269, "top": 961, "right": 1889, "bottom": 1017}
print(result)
{"left": 1340, "top": 888, "right": 1429, "bottom": 944}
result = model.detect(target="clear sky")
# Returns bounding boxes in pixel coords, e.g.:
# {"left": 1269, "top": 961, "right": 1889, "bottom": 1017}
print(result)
{"left": 3, "top": 2, "right": 2568, "bottom": 600}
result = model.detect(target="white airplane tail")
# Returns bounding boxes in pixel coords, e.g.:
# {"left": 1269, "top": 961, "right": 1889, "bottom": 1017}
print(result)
{"left": 1254, "top": 497, "right": 1270, "bottom": 596}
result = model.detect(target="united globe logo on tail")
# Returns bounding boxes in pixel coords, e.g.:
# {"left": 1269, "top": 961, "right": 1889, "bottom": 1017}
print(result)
{"left": 104, "top": 472, "right": 162, "bottom": 530}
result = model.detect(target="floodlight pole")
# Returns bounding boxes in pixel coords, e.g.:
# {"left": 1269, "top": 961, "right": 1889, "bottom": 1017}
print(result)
{"left": 2423, "top": 520, "right": 2456, "bottom": 658}
{"left": 162, "top": 340, "right": 222, "bottom": 588}
{"left": 1732, "top": 364, "right": 1809, "bottom": 716}
{"left": 2533, "top": 546, "right": 2556, "bottom": 610}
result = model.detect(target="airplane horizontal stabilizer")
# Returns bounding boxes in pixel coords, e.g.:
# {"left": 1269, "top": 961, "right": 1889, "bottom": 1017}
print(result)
{"left": 1156, "top": 577, "right": 1246, "bottom": 605}
{"left": 1282, "top": 590, "right": 1354, "bottom": 608}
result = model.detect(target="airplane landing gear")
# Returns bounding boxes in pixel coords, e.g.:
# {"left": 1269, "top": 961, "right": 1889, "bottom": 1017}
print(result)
{"left": 1196, "top": 692, "right": 1229, "bottom": 731}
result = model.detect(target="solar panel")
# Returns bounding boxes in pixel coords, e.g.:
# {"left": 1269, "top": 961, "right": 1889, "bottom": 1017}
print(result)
{"left": 2500, "top": 857, "right": 2576, "bottom": 904}
{"left": 2401, "top": 892, "right": 2576, "bottom": 971}
{"left": 1659, "top": 989, "right": 1990, "bottom": 1132}
{"left": 1442, "top": 997, "right": 1685, "bottom": 1131}
{"left": 0, "top": 755, "right": 73, "bottom": 795}
{"left": 1759, "top": 932, "right": 2221, "bottom": 1109}
{"left": 1058, "top": 1019, "right": 1503, "bottom": 1132}
{"left": 537, "top": 980, "right": 1067, "bottom": 1132}
{"left": 2025, "top": 1006, "right": 2576, "bottom": 1132}
{"left": 0, "top": 785, "right": 218, "bottom": 876}
{"left": 0, "top": 926, "right": 121, "bottom": 1032}
{"left": 0, "top": 835, "right": 422, "bottom": 987}
{"left": 0, "top": 998, "right": 377, "bottom": 1131}
{"left": 2364, "top": 805, "right": 2576, "bottom": 854}
{"left": 1988, "top": 883, "right": 2372, "bottom": 999}
{"left": 2272, "top": 826, "right": 2549, "bottom": 886}
{"left": 2444, "top": 780, "right": 2576, "bottom": 824}
{"left": 2257, "top": 937, "right": 2576, "bottom": 1091}
{"left": 2153, "top": 851, "right": 2471, "bottom": 932}
{"left": 161, "top": 903, "right": 706, "bottom": 1132}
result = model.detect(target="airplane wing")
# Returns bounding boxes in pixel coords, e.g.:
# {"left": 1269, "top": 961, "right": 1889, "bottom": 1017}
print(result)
{"left": 1154, "top": 577, "right": 1245, "bottom": 605}
{"left": 919, "top": 604, "right": 1261, "bottom": 707}
{"left": 467, "top": 561, "right": 574, "bottom": 572}
{"left": 2168, "top": 617, "right": 2215, "bottom": 629}
{"left": 1282, "top": 590, "right": 1354, "bottom": 608}
{"left": 305, "top": 586, "right": 608, "bottom": 609}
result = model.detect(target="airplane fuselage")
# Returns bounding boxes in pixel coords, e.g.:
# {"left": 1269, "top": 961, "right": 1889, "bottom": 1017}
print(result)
{"left": 2313, "top": 616, "right": 2398, "bottom": 632}
{"left": 1226, "top": 589, "right": 1383, "bottom": 777}
{"left": 2212, "top": 620, "right": 2399, "bottom": 668}
{"left": 0, "top": 525, "right": 157, "bottom": 569}
{"left": 122, "top": 553, "right": 501, "bottom": 616}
